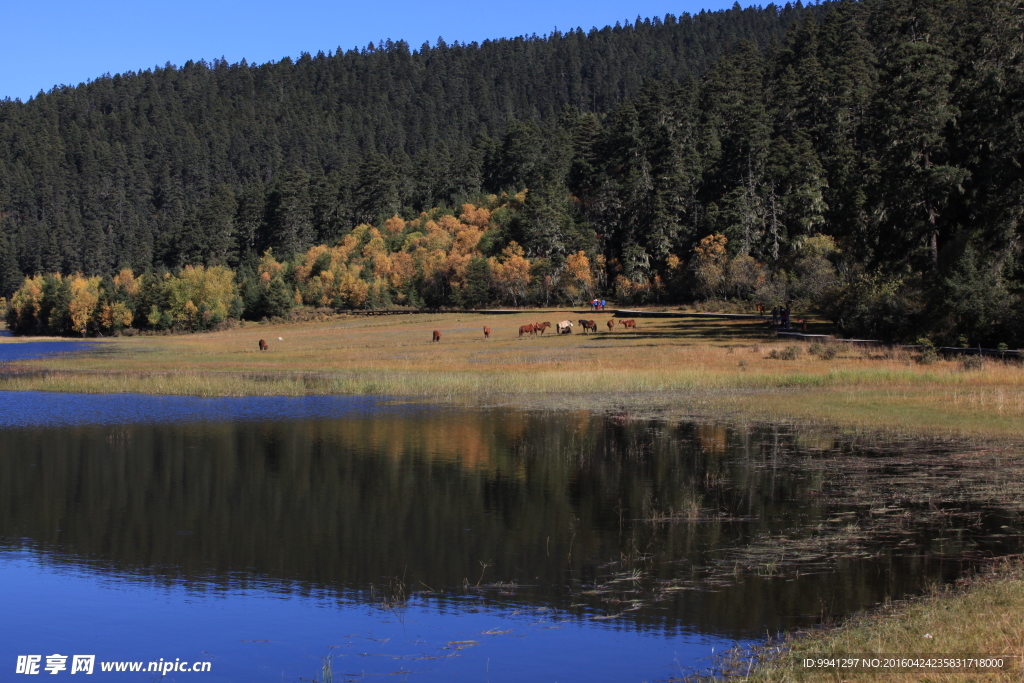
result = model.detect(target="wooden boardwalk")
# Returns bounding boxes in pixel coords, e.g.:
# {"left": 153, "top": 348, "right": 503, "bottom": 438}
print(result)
{"left": 614, "top": 309, "right": 764, "bottom": 320}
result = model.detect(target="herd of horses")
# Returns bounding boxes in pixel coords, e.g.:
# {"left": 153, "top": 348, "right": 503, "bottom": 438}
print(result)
{"left": 259, "top": 319, "right": 638, "bottom": 350}
{"left": 515, "top": 318, "right": 635, "bottom": 338}
{"left": 432, "top": 317, "right": 637, "bottom": 342}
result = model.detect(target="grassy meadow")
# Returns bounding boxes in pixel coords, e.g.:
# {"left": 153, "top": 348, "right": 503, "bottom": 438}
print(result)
{"left": 717, "top": 558, "right": 1024, "bottom": 683}
{"left": 1, "top": 309, "right": 1023, "bottom": 437}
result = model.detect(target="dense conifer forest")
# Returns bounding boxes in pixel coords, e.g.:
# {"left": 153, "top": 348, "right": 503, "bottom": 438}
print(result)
{"left": 2, "top": 0, "right": 1022, "bottom": 346}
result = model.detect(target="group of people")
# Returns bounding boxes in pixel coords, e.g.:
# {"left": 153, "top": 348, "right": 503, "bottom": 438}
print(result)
{"left": 590, "top": 299, "right": 607, "bottom": 311}
{"left": 756, "top": 302, "right": 793, "bottom": 329}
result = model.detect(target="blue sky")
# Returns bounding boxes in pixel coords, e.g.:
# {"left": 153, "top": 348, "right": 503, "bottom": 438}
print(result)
{"left": 2, "top": 0, "right": 758, "bottom": 102}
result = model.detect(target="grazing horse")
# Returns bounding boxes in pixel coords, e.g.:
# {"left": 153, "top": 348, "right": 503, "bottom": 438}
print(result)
{"left": 483, "top": 326, "right": 491, "bottom": 339}
{"left": 556, "top": 320, "right": 574, "bottom": 334}
{"left": 534, "top": 321, "right": 552, "bottom": 335}
{"left": 578, "top": 319, "right": 597, "bottom": 334}
{"left": 432, "top": 330, "right": 442, "bottom": 342}
{"left": 606, "top": 320, "right": 615, "bottom": 332}
{"left": 519, "top": 323, "right": 536, "bottom": 338}
{"left": 258, "top": 339, "right": 269, "bottom": 351}
{"left": 618, "top": 319, "right": 637, "bottom": 331}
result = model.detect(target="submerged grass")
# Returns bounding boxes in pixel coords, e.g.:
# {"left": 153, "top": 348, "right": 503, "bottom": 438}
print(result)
{"left": 1, "top": 311, "right": 1023, "bottom": 436}
{"left": 547, "top": 431, "right": 1024, "bottom": 637}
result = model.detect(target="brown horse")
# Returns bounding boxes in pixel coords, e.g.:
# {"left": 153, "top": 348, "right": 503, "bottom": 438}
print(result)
{"left": 618, "top": 319, "right": 637, "bottom": 331}
{"left": 432, "top": 330, "right": 442, "bottom": 342}
{"left": 258, "top": 339, "right": 269, "bottom": 351}
{"left": 534, "top": 322, "right": 551, "bottom": 335}
{"left": 578, "top": 319, "right": 597, "bottom": 334}
{"left": 606, "top": 320, "right": 615, "bottom": 332}
{"left": 483, "top": 326, "right": 491, "bottom": 339}
{"left": 519, "top": 323, "right": 535, "bottom": 337}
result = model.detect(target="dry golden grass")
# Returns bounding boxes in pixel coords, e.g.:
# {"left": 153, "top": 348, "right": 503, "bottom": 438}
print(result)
{"left": 2, "top": 311, "right": 1023, "bottom": 436}
{"left": 725, "top": 558, "right": 1024, "bottom": 682}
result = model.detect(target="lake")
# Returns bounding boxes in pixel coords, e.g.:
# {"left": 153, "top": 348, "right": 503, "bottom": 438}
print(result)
{"left": 0, "top": 337, "right": 99, "bottom": 362}
{"left": 1, "top": 390, "right": 1022, "bottom": 681}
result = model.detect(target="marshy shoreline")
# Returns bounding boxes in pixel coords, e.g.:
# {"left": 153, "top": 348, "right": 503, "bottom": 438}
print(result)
{"left": 697, "top": 557, "right": 1024, "bottom": 682}
{"left": 2, "top": 310, "right": 1023, "bottom": 680}
{"left": 1, "top": 309, "right": 1022, "bottom": 437}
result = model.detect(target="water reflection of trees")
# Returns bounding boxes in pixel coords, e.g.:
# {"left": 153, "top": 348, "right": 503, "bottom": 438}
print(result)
{"left": 0, "top": 411, "right": 1021, "bottom": 638}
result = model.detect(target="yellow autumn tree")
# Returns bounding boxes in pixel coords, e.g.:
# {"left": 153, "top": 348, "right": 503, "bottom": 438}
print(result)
{"left": 411, "top": 246, "right": 447, "bottom": 283}
{"left": 436, "top": 214, "right": 462, "bottom": 233}
{"left": 457, "top": 225, "right": 483, "bottom": 254}
{"left": 6, "top": 275, "right": 45, "bottom": 332}
{"left": 165, "top": 265, "right": 238, "bottom": 330}
{"left": 293, "top": 244, "right": 331, "bottom": 283}
{"left": 112, "top": 268, "right": 142, "bottom": 297}
{"left": 99, "top": 301, "right": 134, "bottom": 332}
{"left": 693, "top": 233, "right": 729, "bottom": 299}
{"left": 361, "top": 228, "right": 389, "bottom": 272}
{"left": 559, "top": 251, "right": 595, "bottom": 305}
{"left": 489, "top": 242, "right": 532, "bottom": 306}
{"left": 67, "top": 275, "right": 102, "bottom": 336}
{"left": 303, "top": 272, "right": 331, "bottom": 306}
{"left": 459, "top": 203, "right": 491, "bottom": 228}
{"left": 409, "top": 218, "right": 455, "bottom": 253}
{"left": 333, "top": 264, "right": 370, "bottom": 308}
{"left": 387, "top": 252, "right": 416, "bottom": 293}
{"left": 257, "top": 250, "right": 284, "bottom": 282}
{"left": 333, "top": 231, "right": 361, "bottom": 263}
{"left": 614, "top": 274, "right": 638, "bottom": 302}
{"left": 443, "top": 251, "right": 473, "bottom": 289}
{"left": 664, "top": 254, "right": 688, "bottom": 297}
{"left": 102, "top": 269, "right": 141, "bottom": 331}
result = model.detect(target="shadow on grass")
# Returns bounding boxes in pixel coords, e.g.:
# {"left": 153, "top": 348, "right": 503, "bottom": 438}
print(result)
{"left": 592, "top": 318, "right": 779, "bottom": 343}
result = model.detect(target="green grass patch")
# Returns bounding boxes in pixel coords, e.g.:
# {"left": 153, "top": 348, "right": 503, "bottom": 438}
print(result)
{"left": 718, "top": 558, "right": 1024, "bottom": 682}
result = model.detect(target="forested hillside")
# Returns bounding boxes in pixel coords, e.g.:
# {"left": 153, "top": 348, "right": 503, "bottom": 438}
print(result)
{"left": 0, "top": 2, "right": 811, "bottom": 279}
{"left": 2, "top": 0, "right": 1023, "bottom": 346}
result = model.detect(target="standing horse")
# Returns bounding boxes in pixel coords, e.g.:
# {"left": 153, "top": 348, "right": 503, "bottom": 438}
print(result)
{"left": 432, "top": 330, "right": 442, "bottom": 342}
{"left": 483, "top": 326, "right": 491, "bottom": 339}
{"left": 618, "top": 319, "right": 637, "bottom": 331}
{"left": 519, "top": 323, "right": 536, "bottom": 338}
{"left": 578, "top": 320, "right": 597, "bottom": 334}
{"left": 258, "top": 339, "right": 269, "bottom": 351}
{"left": 606, "top": 320, "right": 615, "bottom": 333}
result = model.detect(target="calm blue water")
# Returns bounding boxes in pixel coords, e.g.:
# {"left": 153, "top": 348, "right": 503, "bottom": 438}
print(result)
{"left": 0, "top": 339, "right": 97, "bottom": 362}
{"left": 3, "top": 390, "right": 1019, "bottom": 682}
{"left": 0, "top": 392, "right": 735, "bottom": 682}
{"left": 3, "top": 549, "right": 701, "bottom": 683}
{"left": 0, "top": 392, "right": 412, "bottom": 428}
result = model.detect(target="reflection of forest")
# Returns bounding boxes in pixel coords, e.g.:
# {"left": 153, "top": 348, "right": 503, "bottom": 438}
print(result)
{"left": 1, "top": 410, "right": 1021, "bottom": 638}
